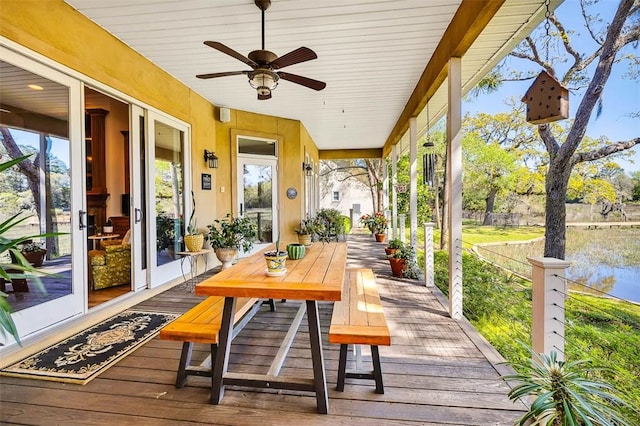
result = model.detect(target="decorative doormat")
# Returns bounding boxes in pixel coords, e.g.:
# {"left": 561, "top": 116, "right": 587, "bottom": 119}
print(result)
{"left": 1, "top": 310, "right": 178, "bottom": 385}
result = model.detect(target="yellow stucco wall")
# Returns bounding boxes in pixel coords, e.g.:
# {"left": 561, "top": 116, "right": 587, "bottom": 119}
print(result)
{"left": 1, "top": 0, "right": 316, "bottom": 243}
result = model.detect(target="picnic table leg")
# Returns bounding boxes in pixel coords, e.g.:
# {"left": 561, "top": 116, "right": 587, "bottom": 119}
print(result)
{"left": 210, "top": 296, "right": 236, "bottom": 404}
{"left": 306, "top": 300, "right": 329, "bottom": 414}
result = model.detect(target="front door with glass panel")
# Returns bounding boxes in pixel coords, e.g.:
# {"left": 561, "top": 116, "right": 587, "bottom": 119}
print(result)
{"left": 0, "top": 49, "right": 84, "bottom": 344}
{"left": 238, "top": 156, "right": 278, "bottom": 245}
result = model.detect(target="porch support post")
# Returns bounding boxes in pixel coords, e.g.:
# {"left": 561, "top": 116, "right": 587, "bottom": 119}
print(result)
{"left": 382, "top": 158, "right": 389, "bottom": 211}
{"left": 409, "top": 117, "right": 418, "bottom": 248}
{"left": 447, "top": 57, "right": 463, "bottom": 320}
{"left": 423, "top": 222, "right": 435, "bottom": 287}
{"left": 528, "top": 257, "right": 570, "bottom": 361}
{"left": 391, "top": 145, "right": 398, "bottom": 240}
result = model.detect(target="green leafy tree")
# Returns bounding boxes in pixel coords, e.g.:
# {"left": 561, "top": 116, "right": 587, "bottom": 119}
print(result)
{"left": 481, "top": 0, "right": 639, "bottom": 258}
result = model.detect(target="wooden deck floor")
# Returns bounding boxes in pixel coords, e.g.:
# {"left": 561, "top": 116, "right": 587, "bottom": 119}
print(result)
{"left": 0, "top": 234, "right": 526, "bottom": 425}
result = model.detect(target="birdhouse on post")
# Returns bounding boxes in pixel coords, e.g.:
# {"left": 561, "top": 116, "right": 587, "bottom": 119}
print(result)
{"left": 522, "top": 70, "right": 569, "bottom": 124}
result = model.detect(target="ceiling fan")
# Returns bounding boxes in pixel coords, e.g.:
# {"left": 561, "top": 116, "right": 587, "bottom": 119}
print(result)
{"left": 196, "top": 0, "right": 326, "bottom": 100}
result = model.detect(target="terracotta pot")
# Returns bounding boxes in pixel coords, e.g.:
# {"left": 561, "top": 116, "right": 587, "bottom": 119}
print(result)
{"left": 21, "top": 249, "right": 47, "bottom": 267}
{"left": 388, "top": 257, "right": 406, "bottom": 278}
{"left": 384, "top": 247, "right": 398, "bottom": 256}
{"left": 184, "top": 234, "right": 204, "bottom": 252}
{"left": 375, "top": 233, "right": 386, "bottom": 243}
{"left": 215, "top": 247, "right": 238, "bottom": 270}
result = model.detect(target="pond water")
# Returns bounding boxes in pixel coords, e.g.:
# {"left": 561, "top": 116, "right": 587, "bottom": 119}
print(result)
{"left": 564, "top": 228, "right": 640, "bottom": 303}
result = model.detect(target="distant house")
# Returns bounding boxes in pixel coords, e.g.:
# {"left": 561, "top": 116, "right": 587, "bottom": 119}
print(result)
{"left": 320, "top": 173, "right": 373, "bottom": 223}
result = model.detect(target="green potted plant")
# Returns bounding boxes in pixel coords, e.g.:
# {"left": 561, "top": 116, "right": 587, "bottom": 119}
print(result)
{"left": 388, "top": 245, "right": 419, "bottom": 279}
{"left": 206, "top": 214, "right": 257, "bottom": 270}
{"left": 294, "top": 217, "right": 316, "bottom": 246}
{"left": 503, "top": 347, "right": 634, "bottom": 425}
{"left": 19, "top": 240, "right": 47, "bottom": 268}
{"left": 184, "top": 191, "right": 204, "bottom": 252}
{"left": 156, "top": 213, "right": 180, "bottom": 258}
{"left": 385, "top": 238, "right": 403, "bottom": 256}
{"left": 264, "top": 235, "right": 287, "bottom": 275}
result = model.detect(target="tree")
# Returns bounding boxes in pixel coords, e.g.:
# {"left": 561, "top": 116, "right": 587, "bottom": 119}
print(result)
{"left": 506, "top": 0, "right": 639, "bottom": 258}
{"left": 631, "top": 171, "right": 640, "bottom": 201}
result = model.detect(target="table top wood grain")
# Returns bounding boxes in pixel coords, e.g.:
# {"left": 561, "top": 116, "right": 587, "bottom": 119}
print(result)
{"left": 196, "top": 242, "right": 347, "bottom": 301}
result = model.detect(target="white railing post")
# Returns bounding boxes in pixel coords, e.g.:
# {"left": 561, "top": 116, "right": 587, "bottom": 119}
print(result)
{"left": 398, "top": 214, "right": 406, "bottom": 244}
{"left": 423, "top": 222, "right": 435, "bottom": 287}
{"left": 527, "top": 257, "right": 571, "bottom": 361}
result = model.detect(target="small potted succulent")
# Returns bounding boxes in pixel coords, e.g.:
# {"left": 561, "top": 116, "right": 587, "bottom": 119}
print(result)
{"left": 294, "top": 217, "right": 316, "bottom": 247}
{"left": 264, "top": 235, "right": 287, "bottom": 275}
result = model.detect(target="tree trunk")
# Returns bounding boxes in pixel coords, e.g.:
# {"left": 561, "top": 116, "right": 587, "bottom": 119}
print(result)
{"left": 544, "top": 164, "right": 571, "bottom": 259}
{"left": 482, "top": 187, "right": 498, "bottom": 226}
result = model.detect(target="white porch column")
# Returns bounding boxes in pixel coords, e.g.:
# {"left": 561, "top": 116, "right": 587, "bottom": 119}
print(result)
{"left": 391, "top": 145, "right": 398, "bottom": 240}
{"left": 423, "top": 222, "right": 435, "bottom": 288}
{"left": 447, "top": 57, "right": 463, "bottom": 320}
{"left": 409, "top": 117, "right": 418, "bottom": 248}
{"left": 528, "top": 257, "right": 571, "bottom": 361}
{"left": 382, "top": 158, "right": 389, "bottom": 212}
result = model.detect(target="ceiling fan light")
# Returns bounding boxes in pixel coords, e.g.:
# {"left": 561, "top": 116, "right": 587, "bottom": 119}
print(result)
{"left": 249, "top": 71, "right": 278, "bottom": 95}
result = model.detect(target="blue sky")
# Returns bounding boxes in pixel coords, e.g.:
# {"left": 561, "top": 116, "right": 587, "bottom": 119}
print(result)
{"left": 464, "top": 0, "right": 639, "bottom": 173}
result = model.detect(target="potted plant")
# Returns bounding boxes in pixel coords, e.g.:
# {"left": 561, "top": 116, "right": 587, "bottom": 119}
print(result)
{"left": 385, "top": 239, "right": 403, "bottom": 256}
{"left": 388, "top": 245, "right": 419, "bottom": 279}
{"left": 371, "top": 212, "right": 388, "bottom": 242}
{"left": 294, "top": 217, "right": 316, "bottom": 246}
{"left": 503, "top": 347, "right": 633, "bottom": 425}
{"left": 184, "top": 191, "right": 204, "bottom": 252}
{"left": 19, "top": 240, "right": 47, "bottom": 268}
{"left": 206, "top": 214, "right": 257, "bottom": 270}
{"left": 264, "top": 235, "right": 287, "bottom": 275}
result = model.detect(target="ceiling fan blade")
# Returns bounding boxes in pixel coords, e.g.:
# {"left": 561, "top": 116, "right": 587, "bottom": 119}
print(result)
{"left": 204, "top": 41, "right": 258, "bottom": 68}
{"left": 270, "top": 47, "right": 317, "bottom": 69}
{"left": 278, "top": 72, "right": 326, "bottom": 91}
{"left": 258, "top": 92, "right": 272, "bottom": 100}
{"left": 196, "top": 71, "right": 249, "bottom": 79}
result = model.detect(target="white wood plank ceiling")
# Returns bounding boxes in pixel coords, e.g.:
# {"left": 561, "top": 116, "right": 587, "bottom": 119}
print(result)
{"left": 64, "top": 0, "right": 553, "bottom": 153}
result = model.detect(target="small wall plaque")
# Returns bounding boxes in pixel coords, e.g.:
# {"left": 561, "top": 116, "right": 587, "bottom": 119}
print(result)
{"left": 286, "top": 187, "right": 298, "bottom": 199}
{"left": 201, "top": 173, "right": 212, "bottom": 190}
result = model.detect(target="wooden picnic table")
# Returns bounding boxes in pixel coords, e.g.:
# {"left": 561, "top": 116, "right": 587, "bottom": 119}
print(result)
{"left": 195, "top": 241, "right": 347, "bottom": 414}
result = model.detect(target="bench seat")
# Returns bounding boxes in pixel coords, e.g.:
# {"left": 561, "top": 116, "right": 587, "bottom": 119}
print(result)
{"left": 160, "top": 296, "right": 261, "bottom": 387}
{"left": 329, "top": 268, "right": 390, "bottom": 393}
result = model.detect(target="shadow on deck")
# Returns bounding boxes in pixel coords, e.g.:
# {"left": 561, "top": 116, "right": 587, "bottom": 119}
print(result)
{"left": 0, "top": 233, "right": 526, "bottom": 425}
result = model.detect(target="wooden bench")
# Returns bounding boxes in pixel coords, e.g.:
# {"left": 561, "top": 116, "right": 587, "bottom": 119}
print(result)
{"left": 329, "top": 268, "right": 391, "bottom": 393}
{"left": 159, "top": 296, "right": 264, "bottom": 388}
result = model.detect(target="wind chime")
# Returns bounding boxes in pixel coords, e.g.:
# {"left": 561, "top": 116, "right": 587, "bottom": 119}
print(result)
{"left": 521, "top": 0, "right": 569, "bottom": 124}
{"left": 422, "top": 102, "right": 436, "bottom": 187}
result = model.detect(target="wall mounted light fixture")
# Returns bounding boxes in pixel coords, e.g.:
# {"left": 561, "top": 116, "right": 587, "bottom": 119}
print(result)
{"left": 204, "top": 150, "right": 218, "bottom": 169}
{"left": 302, "top": 162, "right": 313, "bottom": 176}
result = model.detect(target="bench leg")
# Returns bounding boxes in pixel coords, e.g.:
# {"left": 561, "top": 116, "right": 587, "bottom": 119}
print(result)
{"left": 336, "top": 344, "right": 348, "bottom": 392}
{"left": 176, "top": 342, "right": 193, "bottom": 388}
{"left": 371, "top": 345, "right": 384, "bottom": 394}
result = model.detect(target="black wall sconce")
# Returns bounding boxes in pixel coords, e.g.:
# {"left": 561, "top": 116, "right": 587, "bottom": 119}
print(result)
{"left": 302, "top": 162, "right": 313, "bottom": 176}
{"left": 204, "top": 150, "right": 218, "bottom": 169}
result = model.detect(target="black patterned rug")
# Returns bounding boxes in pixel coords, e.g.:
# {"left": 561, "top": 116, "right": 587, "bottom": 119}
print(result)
{"left": 1, "top": 310, "right": 178, "bottom": 384}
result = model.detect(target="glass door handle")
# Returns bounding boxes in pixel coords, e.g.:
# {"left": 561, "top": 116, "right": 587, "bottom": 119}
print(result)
{"left": 240, "top": 203, "right": 244, "bottom": 216}
{"left": 79, "top": 210, "right": 87, "bottom": 230}
{"left": 134, "top": 208, "right": 143, "bottom": 224}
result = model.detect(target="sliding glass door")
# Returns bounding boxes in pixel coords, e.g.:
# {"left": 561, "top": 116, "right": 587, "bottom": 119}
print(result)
{"left": 0, "top": 47, "right": 84, "bottom": 343}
